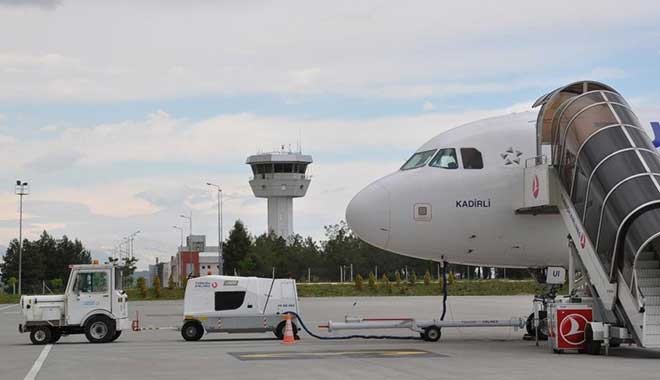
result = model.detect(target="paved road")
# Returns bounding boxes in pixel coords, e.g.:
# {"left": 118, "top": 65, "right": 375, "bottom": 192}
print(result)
{"left": 1, "top": 296, "right": 660, "bottom": 379}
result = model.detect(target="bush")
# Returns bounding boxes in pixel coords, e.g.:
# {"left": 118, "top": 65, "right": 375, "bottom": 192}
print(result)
{"left": 49, "top": 278, "right": 64, "bottom": 292}
{"left": 182, "top": 276, "right": 188, "bottom": 289}
{"left": 409, "top": 272, "right": 417, "bottom": 286}
{"left": 381, "top": 274, "right": 392, "bottom": 294}
{"left": 368, "top": 272, "right": 376, "bottom": 290}
{"left": 355, "top": 274, "right": 364, "bottom": 290}
{"left": 395, "top": 271, "right": 402, "bottom": 287}
{"left": 448, "top": 271, "right": 456, "bottom": 285}
{"left": 168, "top": 274, "right": 175, "bottom": 290}
{"left": 137, "top": 277, "right": 147, "bottom": 298}
{"left": 423, "top": 270, "right": 431, "bottom": 286}
{"left": 153, "top": 277, "right": 162, "bottom": 298}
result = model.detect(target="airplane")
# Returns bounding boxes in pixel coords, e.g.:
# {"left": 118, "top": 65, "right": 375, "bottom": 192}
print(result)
{"left": 346, "top": 80, "right": 660, "bottom": 346}
{"left": 345, "top": 110, "right": 658, "bottom": 271}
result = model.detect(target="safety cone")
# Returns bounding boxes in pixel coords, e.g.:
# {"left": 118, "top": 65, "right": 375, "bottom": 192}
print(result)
{"left": 282, "top": 314, "right": 296, "bottom": 345}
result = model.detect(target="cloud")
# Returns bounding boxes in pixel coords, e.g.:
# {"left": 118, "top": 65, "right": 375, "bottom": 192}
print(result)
{"left": 0, "top": 1, "right": 658, "bottom": 102}
{"left": 422, "top": 101, "right": 435, "bottom": 112}
{"left": 585, "top": 67, "right": 627, "bottom": 81}
{"left": 0, "top": 0, "right": 61, "bottom": 9}
{"left": 0, "top": 134, "right": 15, "bottom": 145}
{"left": 26, "top": 151, "right": 81, "bottom": 172}
{"left": 39, "top": 124, "right": 58, "bottom": 132}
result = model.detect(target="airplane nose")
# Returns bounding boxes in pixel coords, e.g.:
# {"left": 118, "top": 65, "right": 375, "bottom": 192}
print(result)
{"left": 346, "top": 181, "right": 391, "bottom": 249}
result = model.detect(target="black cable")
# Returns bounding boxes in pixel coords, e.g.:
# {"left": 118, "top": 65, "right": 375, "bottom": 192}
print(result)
{"left": 283, "top": 311, "right": 421, "bottom": 340}
{"left": 441, "top": 260, "right": 448, "bottom": 321}
{"left": 283, "top": 262, "right": 450, "bottom": 341}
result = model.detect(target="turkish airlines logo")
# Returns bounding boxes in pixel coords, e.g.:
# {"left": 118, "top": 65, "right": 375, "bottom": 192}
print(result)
{"left": 532, "top": 175, "right": 540, "bottom": 199}
{"left": 559, "top": 313, "right": 588, "bottom": 345}
{"left": 579, "top": 233, "right": 586, "bottom": 249}
{"left": 211, "top": 282, "right": 218, "bottom": 289}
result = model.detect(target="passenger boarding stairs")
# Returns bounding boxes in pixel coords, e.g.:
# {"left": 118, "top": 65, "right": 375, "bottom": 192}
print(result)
{"left": 638, "top": 251, "right": 660, "bottom": 346}
{"left": 517, "top": 80, "right": 660, "bottom": 349}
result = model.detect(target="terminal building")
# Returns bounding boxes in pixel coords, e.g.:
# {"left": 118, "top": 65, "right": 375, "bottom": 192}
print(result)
{"left": 169, "top": 235, "right": 221, "bottom": 286}
{"left": 246, "top": 149, "right": 313, "bottom": 237}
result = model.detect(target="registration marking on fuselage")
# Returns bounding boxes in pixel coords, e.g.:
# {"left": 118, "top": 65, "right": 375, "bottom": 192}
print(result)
{"left": 229, "top": 349, "right": 445, "bottom": 361}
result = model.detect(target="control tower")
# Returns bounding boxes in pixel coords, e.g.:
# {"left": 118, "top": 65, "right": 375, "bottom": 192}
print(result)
{"left": 246, "top": 150, "right": 313, "bottom": 237}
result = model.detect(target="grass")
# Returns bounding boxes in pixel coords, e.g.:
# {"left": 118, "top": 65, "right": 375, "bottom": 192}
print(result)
{"left": 296, "top": 280, "right": 543, "bottom": 297}
{"left": 0, "top": 293, "right": 20, "bottom": 304}
{"left": 1, "top": 280, "right": 548, "bottom": 302}
{"left": 125, "top": 287, "right": 185, "bottom": 301}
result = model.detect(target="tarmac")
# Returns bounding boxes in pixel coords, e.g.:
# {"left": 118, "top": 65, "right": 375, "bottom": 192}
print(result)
{"left": 1, "top": 295, "right": 660, "bottom": 379}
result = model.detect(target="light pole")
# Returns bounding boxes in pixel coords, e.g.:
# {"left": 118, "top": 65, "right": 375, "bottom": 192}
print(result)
{"left": 173, "top": 225, "right": 184, "bottom": 286}
{"left": 207, "top": 182, "right": 223, "bottom": 275}
{"left": 172, "top": 226, "right": 184, "bottom": 248}
{"left": 128, "top": 230, "right": 140, "bottom": 258}
{"left": 179, "top": 213, "right": 192, "bottom": 249}
{"left": 15, "top": 180, "right": 29, "bottom": 295}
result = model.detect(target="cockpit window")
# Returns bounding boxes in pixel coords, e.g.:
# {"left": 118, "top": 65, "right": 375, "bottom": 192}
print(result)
{"left": 460, "top": 148, "right": 483, "bottom": 169}
{"left": 401, "top": 149, "right": 436, "bottom": 170}
{"left": 429, "top": 148, "right": 458, "bottom": 169}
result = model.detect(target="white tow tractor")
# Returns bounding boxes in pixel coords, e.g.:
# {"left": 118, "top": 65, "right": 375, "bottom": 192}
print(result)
{"left": 180, "top": 275, "right": 300, "bottom": 341}
{"left": 19, "top": 262, "right": 130, "bottom": 345}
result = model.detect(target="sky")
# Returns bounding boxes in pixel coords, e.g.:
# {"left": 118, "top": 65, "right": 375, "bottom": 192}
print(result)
{"left": 0, "top": 0, "right": 659, "bottom": 269}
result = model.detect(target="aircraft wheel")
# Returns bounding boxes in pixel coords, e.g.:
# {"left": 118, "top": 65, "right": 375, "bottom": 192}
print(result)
{"left": 30, "top": 326, "right": 52, "bottom": 345}
{"left": 525, "top": 311, "right": 548, "bottom": 340}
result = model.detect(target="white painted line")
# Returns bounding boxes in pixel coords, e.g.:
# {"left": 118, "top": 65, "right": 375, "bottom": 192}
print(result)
{"left": 0, "top": 304, "right": 18, "bottom": 311}
{"left": 24, "top": 344, "right": 52, "bottom": 380}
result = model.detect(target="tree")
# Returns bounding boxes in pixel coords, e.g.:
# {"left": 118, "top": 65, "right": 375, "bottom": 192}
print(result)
{"left": 168, "top": 274, "right": 174, "bottom": 290}
{"left": 121, "top": 257, "right": 138, "bottom": 288}
{"left": 8, "top": 277, "right": 17, "bottom": 294}
{"left": 381, "top": 273, "right": 392, "bottom": 294}
{"left": 153, "top": 277, "right": 161, "bottom": 298}
{"left": 355, "top": 274, "right": 364, "bottom": 290}
{"left": 368, "top": 272, "right": 376, "bottom": 290}
{"left": 49, "top": 278, "right": 64, "bottom": 292}
{"left": 424, "top": 270, "right": 431, "bottom": 286}
{"left": 409, "top": 272, "right": 417, "bottom": 286}
{"left": 137, "top": 277, "right": 147, "bottom": 298}
{"left": 1, "top": 231, "right": 91, "bottom": 294}
{"left": 223, "top": 220, "right": 252, "bottom": 275}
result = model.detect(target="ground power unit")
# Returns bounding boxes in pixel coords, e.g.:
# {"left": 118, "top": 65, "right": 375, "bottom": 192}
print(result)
{"left": 180, "top": 275, "right": 300, "bottom": 341}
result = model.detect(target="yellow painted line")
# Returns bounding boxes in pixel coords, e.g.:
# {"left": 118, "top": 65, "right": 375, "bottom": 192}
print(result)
{"left": 381, "top": 351, "right": 428, "bottom": 356}
{"left": 237, "top": 350, "right": 431, "bottom": 359}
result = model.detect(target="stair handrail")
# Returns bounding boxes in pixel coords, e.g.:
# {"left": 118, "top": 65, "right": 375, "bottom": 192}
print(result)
{"left": 525, "top": 155, "right": 547, "bottom": 168}
{"left": 631, "top": 262, "right": 646, "bottom": 312}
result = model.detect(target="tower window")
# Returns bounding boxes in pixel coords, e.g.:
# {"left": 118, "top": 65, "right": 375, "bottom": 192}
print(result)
{"left": 274, "top": 163, "right": 294, "bottom": 173}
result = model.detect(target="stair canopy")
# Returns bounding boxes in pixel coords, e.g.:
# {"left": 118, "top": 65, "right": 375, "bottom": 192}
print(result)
{"left": 534, "top": 81, "right": 660, "bottom": 291}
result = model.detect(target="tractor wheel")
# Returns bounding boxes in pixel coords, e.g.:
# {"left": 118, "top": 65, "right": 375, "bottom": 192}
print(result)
{"left": 85, "top": 315, "right": 116, "bottom": 343}
{"left": 29, "top": 326, "right": 52, "bottom": 345}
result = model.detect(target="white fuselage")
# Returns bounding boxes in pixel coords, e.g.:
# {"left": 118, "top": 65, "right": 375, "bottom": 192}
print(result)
{"left": 346, "top": 111, "right": 569, "bottom": 268}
